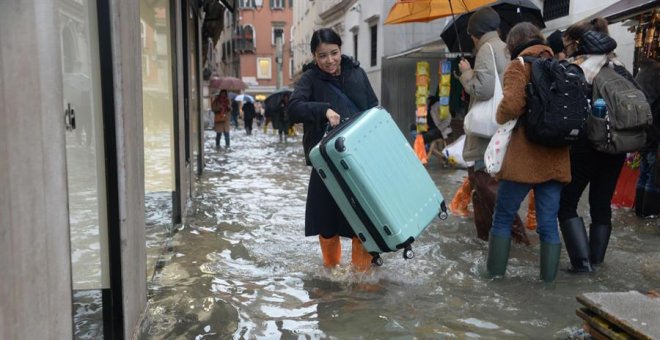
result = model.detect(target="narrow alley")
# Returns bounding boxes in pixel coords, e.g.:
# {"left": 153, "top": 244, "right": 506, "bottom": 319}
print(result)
{"left": 138, "top": 128, "right": 660, "bottom": 339}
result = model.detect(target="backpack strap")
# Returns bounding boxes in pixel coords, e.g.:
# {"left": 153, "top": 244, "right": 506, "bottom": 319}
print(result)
{"left": 326, "top": 81, "right": 360, "bottom": 114}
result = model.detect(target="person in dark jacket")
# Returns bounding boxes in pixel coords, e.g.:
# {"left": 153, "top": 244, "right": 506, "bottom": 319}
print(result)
{"left": 242, "top": 99, "right": 255, "bottom": 135}
{"left": 486, "top": 23, "right": 570, "bottom": 283}
{"left": 634, "top": 58, "right": 660, "bottom": 217}
{"left": 278, "top": 93, "right": 291, "bottom": 142}
{"left": 558, "top": 18, "right": 631, "bottom": 273}
{"left": 288, "top": 28, "right": 378, "bottom": 271}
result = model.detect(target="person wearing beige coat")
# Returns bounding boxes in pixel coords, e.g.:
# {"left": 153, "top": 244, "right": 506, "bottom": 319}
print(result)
{"left": 457, "top": 7, "right": 529, "bottom": 245}
{"left": 486, "top": 23, "right": 571, "bottom": 283}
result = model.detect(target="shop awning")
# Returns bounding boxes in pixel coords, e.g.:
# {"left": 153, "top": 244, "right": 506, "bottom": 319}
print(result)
{"left": 587, "top": 0, "right": 659, "bottom": 24}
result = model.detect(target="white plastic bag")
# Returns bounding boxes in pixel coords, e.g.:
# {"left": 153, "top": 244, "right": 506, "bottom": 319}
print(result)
{"left": 442, "top": 134, "right": 473, "bottom": 168}
{"left": 484, "top": 118, "right": 517, "bottom": 175}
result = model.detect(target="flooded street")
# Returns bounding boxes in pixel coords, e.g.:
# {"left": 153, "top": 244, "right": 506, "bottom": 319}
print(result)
{"left": 138, "top": 128, "right": 660, "bottom": 339}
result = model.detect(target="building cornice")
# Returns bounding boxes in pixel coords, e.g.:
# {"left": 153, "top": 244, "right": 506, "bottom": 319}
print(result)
{"left": 318, "top": 0, "right": 357, "bottom": 23}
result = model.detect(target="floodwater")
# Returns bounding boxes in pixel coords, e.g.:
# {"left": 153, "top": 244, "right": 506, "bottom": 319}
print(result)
{"left": 137, "top": 128, "right": 660, "bottom": 339}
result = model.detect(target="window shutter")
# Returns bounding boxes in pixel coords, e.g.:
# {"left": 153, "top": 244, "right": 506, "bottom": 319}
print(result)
{"left": 270, "top": 0, "right": 274, "bottom": 8}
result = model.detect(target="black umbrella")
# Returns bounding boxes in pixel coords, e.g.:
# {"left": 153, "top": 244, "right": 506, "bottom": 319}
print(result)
{"left": 440, "top": 0, "right": 545, "bottom": 53}
{"left": 264, "top": 89, "right": 292, "bottom": 112}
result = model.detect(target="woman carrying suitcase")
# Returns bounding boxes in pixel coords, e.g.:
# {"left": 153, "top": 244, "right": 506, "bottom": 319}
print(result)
{"left": 288, "top": 28, "right": 379, "bottom": 271}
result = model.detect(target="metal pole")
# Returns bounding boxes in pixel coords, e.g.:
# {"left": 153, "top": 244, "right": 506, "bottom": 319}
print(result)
{"left": 276, "top": 36, "right": 283, "bottom": 89}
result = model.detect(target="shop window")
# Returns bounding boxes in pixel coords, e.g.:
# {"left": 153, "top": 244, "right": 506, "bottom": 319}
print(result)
{"left": 543, "top": 0, "right": 570, "bottom": 21}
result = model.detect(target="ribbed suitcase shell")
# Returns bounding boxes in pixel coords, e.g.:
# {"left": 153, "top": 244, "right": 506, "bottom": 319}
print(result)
{"left": 309, "top": 107, "right": 447, "bottom": 260}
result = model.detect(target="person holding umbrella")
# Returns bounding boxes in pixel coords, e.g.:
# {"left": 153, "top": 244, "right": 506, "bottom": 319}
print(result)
{"left": 211, "top": 89, "right": 231, "bottom": 149}
{"left": 288, "top": 28, "right": 379, "bottom": 271}
{"left": 456, "top": 7, "right": 526, "bottom": 245}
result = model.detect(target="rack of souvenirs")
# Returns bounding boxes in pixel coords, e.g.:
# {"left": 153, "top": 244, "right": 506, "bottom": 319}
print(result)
{"left": 415, "top": 61, "right": 430, "bottom": 133}
{"left": 633, "top": 8, "right": 659, "bottom": 71}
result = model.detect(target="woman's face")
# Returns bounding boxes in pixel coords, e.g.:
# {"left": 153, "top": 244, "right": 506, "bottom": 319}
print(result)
{"left": 314, "top": 43, "right": 342, "bottom": 76}
{"left": 562, "top": 36, "right": 577, "bottom": 57}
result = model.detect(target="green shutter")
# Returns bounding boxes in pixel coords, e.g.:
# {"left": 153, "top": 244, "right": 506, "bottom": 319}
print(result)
{"left": 270, "top": 0, "right": 274, "bottom": 8}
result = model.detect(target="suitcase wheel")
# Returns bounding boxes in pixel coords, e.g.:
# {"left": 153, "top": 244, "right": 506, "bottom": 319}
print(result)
{"left": 403, "top": 247, "right": 415, "bottom": 260}
{"left": 371, "top": 254, "right": 384, "bottom": 266}
{"left": 438, "top": 201, "right": 448, "bottom": 220}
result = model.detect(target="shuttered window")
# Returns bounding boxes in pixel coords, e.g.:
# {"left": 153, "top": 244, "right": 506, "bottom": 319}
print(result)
{"left": 543, "top": 0, "right": 570, "bottom": 21}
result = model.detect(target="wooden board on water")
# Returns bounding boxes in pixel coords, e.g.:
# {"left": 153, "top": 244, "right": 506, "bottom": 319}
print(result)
{"left": 577, "top": 291, "right": 660, "bottom": 340}
{"left": 576, "top": 307, "right": 632, "bottom": 340}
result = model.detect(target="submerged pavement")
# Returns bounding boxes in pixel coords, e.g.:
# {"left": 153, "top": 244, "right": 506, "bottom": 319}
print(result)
{"left": 137, "top": 127, "right": 660, "bottom": 339}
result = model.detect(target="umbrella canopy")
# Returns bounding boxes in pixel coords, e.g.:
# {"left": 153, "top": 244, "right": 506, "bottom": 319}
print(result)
{"left": 209, "top": 76, "right": 247, "bottom": 91}
{"left": 440, "top": 0, "right": 545, "bottom": 53}
{"left": 385, "top": 0, "right": 496, "bottom": 24}
{"left": 234, "top": 94, "right": 254, "bottom": 103}
{"left": 264, "top": 89, "right": 292, "bottom": 112}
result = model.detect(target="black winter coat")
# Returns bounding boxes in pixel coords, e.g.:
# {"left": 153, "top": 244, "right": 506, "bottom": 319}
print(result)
{"left": 288, "top": 55, "right": 378, "bottom": 165}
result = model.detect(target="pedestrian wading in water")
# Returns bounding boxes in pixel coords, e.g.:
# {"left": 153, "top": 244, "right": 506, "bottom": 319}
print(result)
{"left": 456, "top": 7, "right": 532, "bottom": 246}
{"left": 558, "top": 17, "right": 637, "bottom": 273}
{"left": 288, "top": 28, "right": 378, "bottom": 271}
{"left": 487, "top": 22, "right": 571, "bottom": 283}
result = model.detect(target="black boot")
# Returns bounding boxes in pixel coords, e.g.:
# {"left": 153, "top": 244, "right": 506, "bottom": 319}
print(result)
{"left": 559, "top": 217, "right": 593, "bottom": 273}
{"left": 641, "top": 191, "right": 660, "bottom": 217}
{"left": 634, "top": 188, "right": 645, "bottom": 217}
{"left": 589, "top": 224, "right": 612, "bottom": 266}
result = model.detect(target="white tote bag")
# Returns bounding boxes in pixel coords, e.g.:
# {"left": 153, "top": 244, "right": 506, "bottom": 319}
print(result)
{"left": 463, "top": 43, "right": 502, "bottom": 138}
{"left": 484, "top": 118, "right": 517, "bottom": 175}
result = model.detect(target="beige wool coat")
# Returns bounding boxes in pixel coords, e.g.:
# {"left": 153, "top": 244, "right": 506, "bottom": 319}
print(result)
{"left": 495, "top": 45, "right": 571, "bottom": 184}
{"left": 460, "top": 31, "right": 510, "bottom": 163}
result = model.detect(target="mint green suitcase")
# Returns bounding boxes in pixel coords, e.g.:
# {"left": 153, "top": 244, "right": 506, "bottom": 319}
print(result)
{"left": 309, "top": 107, "right": 447, "bottom": 265}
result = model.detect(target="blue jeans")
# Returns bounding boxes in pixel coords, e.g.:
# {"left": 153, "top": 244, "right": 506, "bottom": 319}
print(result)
{"left": 492, "top": 180, "right": 563, "bottom": 244}
{"left": 215, "top": 131, "right": 229, "bottom": 147}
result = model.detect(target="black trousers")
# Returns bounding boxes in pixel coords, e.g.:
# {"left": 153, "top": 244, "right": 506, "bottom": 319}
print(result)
{"left": 558, "top": 149, "right": 625, "bottom": 225}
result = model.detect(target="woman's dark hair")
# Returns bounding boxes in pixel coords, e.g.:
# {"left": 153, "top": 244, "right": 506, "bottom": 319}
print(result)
{"left": 310, "top": 28, "right": 342, "bottom": 54}
{"left": 564, "top": 17, "right": 609, "bottom": 42}
{"left": 505, "top": 22, "right": 545, "bottom": 55}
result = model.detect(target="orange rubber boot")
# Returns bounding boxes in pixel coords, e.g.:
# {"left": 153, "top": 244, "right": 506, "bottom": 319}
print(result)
{"left": 351, "top": 237, "right": 373, "bottom": 272}
{"left": 526, "top": 191, "right": 537, "bottom": 231}
{"left": 449, "top": 177, "right": 472, "bottom": 217}
{"left": 319, "top": 235, "right": 341, "bottom": 267}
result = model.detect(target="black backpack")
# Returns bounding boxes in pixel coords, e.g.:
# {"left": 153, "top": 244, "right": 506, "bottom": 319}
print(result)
{"left": 520, "top": 56, "right": 590, "bottom": 147}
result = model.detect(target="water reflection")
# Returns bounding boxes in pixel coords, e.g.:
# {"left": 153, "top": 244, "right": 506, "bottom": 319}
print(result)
{"left": 139, "top": 129, "right": 660, "bottom": 339}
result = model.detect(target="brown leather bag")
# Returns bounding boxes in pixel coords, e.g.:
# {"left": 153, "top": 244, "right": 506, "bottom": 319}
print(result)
{"left": 470, "top": 169, "right": 529, "bottom": 245}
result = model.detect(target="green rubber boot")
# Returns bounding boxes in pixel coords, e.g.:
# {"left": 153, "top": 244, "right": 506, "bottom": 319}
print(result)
{"left": 487, "top": 234, "right": 511, "bottom": 278}
{"left": 540, "top": 243, "right": 561, "bottom": 283}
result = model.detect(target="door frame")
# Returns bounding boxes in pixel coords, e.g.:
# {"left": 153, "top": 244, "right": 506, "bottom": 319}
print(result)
{"left": 96, "top": 0, "right": 125, "bottom": 337}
